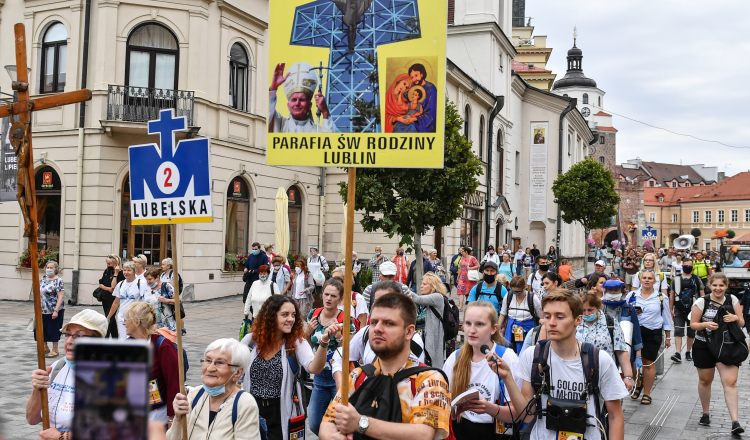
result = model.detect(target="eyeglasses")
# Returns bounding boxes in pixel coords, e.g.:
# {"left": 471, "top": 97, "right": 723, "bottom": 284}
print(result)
{"left": 642, "top": 269, "right": 655, "bottom": 273}
{"left": 200, "top": 359, "right": 238, "bottom": 369}
{"left": 61, "top": 332, "right": 91, "bottom": 340}
{"left": 511, "top": 289, "right": 525, "bottom": 294}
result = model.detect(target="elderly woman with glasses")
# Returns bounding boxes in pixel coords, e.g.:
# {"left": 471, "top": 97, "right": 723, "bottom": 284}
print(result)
{"left": 26, "top": 309, "right": 109, "bottom": 440}
{"left": 37, "top": 260, "right": 65, "bottom": 358}
{"left": 171, "top": 339, "right": 261, "bottom": 440}
{"left": 124, "top": 302, "right": 181, "bottom": 427}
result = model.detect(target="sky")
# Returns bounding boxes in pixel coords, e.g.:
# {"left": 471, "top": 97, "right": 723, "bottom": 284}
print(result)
{"left": 525, "top": 0, "right": 750, "bottom": 177}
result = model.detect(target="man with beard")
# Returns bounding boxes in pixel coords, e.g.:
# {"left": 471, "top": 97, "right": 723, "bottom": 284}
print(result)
{"left": 320, "top": 293, "right": 450, "bottom": 440}
{"left": 407, "top": 64, "right": 437, "bottom": 133}
{"left": 269, "top": 62, "right": 336, "bottom": 133}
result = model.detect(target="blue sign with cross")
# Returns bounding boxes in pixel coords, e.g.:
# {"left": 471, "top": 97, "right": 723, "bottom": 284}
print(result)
{"left": 642, "top": 226, "right": 658, "bottom": 240}
{"left": 128, "top": 109, "right": 213, "bottom": 225}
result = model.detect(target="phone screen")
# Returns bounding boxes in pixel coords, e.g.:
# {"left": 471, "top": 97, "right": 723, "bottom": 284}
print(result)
{"left": 73, "top": 339, "right": 152, "bottom": 440}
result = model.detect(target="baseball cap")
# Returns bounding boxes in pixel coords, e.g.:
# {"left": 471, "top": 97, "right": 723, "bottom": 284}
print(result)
{"left": 603, "top": 279, "right": 625, "bottom": 290}
{"left": 595, "top": 260, "right": 606, "bottom": 266}
{"left": 483, "top": 261, "right": 499, "bottom": 271}
{"left": 61, "top": 309, "right": 108, "bottom": 338}
{"left": 380, "top": 261, "right": 397, "bottom": 275}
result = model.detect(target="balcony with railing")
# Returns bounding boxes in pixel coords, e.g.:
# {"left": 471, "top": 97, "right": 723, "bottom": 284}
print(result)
{"left": 106, "top": 85, "right": 195, "bottom": 126}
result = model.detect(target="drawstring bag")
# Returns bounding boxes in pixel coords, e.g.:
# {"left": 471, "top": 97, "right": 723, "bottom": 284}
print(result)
{"left": 239, "top": 318, "right": 253, "bottom": 341}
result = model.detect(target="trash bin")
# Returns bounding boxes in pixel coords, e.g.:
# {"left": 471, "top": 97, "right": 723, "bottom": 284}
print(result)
{"left": 655, "top": 331, "right": 665, "bottom": 376}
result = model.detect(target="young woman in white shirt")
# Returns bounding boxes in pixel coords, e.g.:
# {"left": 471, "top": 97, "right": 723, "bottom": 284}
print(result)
{"left": 443, "top": 301, "right": 522, "bottom": 440}
{"left": 632, "top": 253, "right": 669, "bottom": 294}
{"left": 690, "top": 273, "right": 745, "bottom": 434}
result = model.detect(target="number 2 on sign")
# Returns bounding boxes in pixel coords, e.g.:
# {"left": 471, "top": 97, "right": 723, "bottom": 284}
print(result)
{"left": 156, "top": 161, "right": 180, "bottom": 195}
{"left": 164, "top": 168, "right": 173, "bottom": 187}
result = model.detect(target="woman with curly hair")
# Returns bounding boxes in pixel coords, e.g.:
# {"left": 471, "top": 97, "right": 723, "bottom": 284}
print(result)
{"left": 241, "top": 295, "right": 329, "bottom": 440}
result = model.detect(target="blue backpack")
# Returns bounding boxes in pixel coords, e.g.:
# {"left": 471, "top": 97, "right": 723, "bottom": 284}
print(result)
{"left": 156, "top": 336, "right": 189, "bottom": 375}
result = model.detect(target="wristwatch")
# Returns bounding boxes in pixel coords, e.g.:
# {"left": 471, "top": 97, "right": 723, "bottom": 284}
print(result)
{"left": 358, "top": 415, "right": 370, "bottom": 435}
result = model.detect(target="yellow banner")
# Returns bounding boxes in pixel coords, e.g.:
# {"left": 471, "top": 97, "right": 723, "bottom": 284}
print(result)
{"left": 266, "top": 0, "right": 447, "bottom": 168}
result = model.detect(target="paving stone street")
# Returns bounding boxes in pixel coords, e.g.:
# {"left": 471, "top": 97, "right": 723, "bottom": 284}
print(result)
{"left": 1, "top": 295, "right": 748, "bottom": 440}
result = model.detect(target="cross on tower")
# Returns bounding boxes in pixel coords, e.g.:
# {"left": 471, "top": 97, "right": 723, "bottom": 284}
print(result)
{"left": 148, "top": 108, "right": 187, "bottom": 157}
{"left": 291, "top": 0, "right": 421, "bottom": 133}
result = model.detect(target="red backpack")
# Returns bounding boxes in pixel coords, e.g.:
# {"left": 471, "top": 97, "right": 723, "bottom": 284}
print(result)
{"left": 311, "top": 302, "right": 361, "bottom": 332}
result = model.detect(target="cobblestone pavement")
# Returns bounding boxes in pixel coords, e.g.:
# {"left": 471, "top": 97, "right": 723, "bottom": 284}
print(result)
{"left": 2, "top": 295, "right": 748, "bottom": 440}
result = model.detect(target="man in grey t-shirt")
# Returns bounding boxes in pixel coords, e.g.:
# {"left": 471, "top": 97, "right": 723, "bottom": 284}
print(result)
{"left": 659, "top": 248, "right": 677, "bottom": 283}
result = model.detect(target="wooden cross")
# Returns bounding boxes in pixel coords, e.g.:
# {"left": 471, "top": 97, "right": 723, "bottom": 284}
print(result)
{"left": 0, "top": 23, "right": 91, "bottom": 431}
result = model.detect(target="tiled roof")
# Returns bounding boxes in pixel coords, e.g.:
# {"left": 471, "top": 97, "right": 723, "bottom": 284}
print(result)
{"left": 639, "top": 161, "right": 705, "bottom": 183}
{"left": 596, "top": 126, "right": 618, "bottom": 132}
{"left": 594, "top": 111, "right": 612, "bottom": 116}
{"left": 644, "top": 171, "right": 750, "bottom": 204}
{"left": 511, "top": 60, "right": 552, "bottom": 73}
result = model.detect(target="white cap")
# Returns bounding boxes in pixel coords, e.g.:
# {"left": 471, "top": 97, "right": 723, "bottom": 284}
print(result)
{"left": 61, "top": 309, "right": 108, "bottom": 338}
{"left": 284, "top": 62, "right": 318, "bottom": 100}
{"left": 380, "top": 261, "right": 397, "bottom": 275}
{"left": 595, "top": 260, "right": 606, "bottom": 266}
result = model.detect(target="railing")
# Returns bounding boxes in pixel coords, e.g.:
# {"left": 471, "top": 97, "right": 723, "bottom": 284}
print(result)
{"left": 107, "top": 85, "right": 195, "bottom": 126}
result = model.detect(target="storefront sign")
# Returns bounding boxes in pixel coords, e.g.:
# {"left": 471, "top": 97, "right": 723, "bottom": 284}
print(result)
{"left": 465, "top": 191, "right": 484, "bottom": 208}
{"left": 265, "top": 0, "right": 448, "bottom": 168}
{"left": 528, "top": 122, "right": 548, "bottom": 222}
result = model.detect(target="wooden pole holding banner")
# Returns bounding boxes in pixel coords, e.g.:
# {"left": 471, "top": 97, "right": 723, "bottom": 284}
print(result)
{"left": 169, "top": 224, "right": 188, "bottom": 440}
{"left": 3, "top": 23, "right": 91, "bottom": 430}
{"left": 340, "top": 168, "right": 356, "bottom": 405}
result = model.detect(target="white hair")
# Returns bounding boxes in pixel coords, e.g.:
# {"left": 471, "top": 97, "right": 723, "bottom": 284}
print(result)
{"left": 161, "top": 258, "right": 173, "bottom": 268}
{"left": 122, "top": 261, "right": 136, "bottom": 270}
{"left": 204, "top": 338, "right": 251, "bottom": 371}
{"left": 46, "top": 260, "right": 59, "bottom": 274}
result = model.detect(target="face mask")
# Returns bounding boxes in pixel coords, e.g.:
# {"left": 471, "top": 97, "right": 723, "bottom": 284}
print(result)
{"left": 375, "top": 252, "right": 381, "bottom": 256}
{"left": 260, "top": 276, "right": 269, "bottom": 282}
{"left": 399, "top": 252, "right": 404, "bottom": 256}
{"left": 539, "top": 264, "right": 549, "bottom": 271}
{"left": 295, "top": 267, "right": 302, "bottom": 274}
{"left": 251, "top": 250, "right": 259, "bottom": 255}
{"left": 150, "top": 282, "right": 158, "bottom": 289}
{"left": 683, "top": 266, "right": 693, "bottom": 274}
{"left": 483, "top": 273, "right": 496, "bottom": 284}
{"left": 64, "top": 359, "right": 76, "bottom": 371}
{"left": 582, "top": 313, "right": 598, "bottom": 322}
{"left": 45, "top": 269, "right": 55, "bottom": 277}
{"left": 603, "top": 292, "right": 623, "bottom": 302}
{"left": 274, "top": 265, "right": 281, "bottom": 270}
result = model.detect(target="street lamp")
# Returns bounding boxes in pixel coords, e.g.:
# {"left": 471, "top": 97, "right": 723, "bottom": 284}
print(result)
{"left": 4, "top": 65, "right": 31, "bottom": 82}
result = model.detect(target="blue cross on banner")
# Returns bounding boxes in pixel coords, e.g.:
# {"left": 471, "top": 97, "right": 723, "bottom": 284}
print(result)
{"left": 642, "top": 226, "right": 657, "bottom": 240}
{"left": 128, "top": 109, "right": 213, "bottom": 225}
{"left": 291, "top": 0, "right": 421, "bottom": 133}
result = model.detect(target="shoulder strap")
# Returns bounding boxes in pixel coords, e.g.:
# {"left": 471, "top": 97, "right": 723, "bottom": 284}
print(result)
{"left": 528, "top": 290, "right": 537, "bottom": 319}
{"left": 287, "top": 351, "right": 299, "bottom": 375}
{"left": 157, "top": 336, "right": 166, "bottom": 348}
{"left": 336, "top": 310, "right": 344, "bottom": 324}
{"left": 503, "top": 288, "right": 515, "bottom": 316}
{"left": 369, "top": 283, "right": 378, "bottom": 310}
{"left": 392, "top": 366, "right": 449, "bottom": 386}
{"left": 362, "top": 327, "right": 370, "bottom": 347}
{"left": 192, "top": 387, "right": 206, "bottom": 409}
{"left": 604, "top": 314, "right": 615, "bottom": 347}
{"left": 312, "top": 308, "right": 323, "bottom": 320}
{"left": 50, "top": 359, "right": 66, "bottom": 383}
{"left": 232, "top": 390, "right": 245, "bottom": 428}
{"left": 409, "top": 339, "right": 424, "bottom": 358}
{"left": 580, "top": 343, "right": 603, "bottom": 421}
{"left": 494, "top": 283, "right": 503, "bottom": 302}
{"left": 355, "top": 364, "right": 377, "bottom": 390}
{"left": 532, "top": 325, "right": 542, "bottom": 345}
{"left": 494, "top": 344, "right": 507, "bottom": 359}
{"left": 530, "top": 339, "right": 551, "bottom": 419}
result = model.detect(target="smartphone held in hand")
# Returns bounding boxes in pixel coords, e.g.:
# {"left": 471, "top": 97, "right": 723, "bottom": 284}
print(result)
{"left": 73, "top": 339, "right": 153, "bottom": 440}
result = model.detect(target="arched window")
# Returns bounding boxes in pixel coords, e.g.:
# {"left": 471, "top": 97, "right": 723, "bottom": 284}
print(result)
{"left": 582, "top": 93, "right": 589, "bottom": 104}
{"left": 126, "top": 23, "right": 179, "bottom": 90}
{"left": 41, "top": 23, "right": 67, "bottom": 93}
{"left": 464, "top": 105, "right": 471, "bottom": 142}
{"left": 120, "top": 174, "right": 172, "bottom": 264}
{"left": 288, "top": 187, "right": 303, "bottom": 254}
{"left": 229, "top": 43, "right": 249, "bottom": 111}
{"left": 478, "top": 115, "right": 485, "bottom": 160}
{"left": 599, "top": 135, "right": 605, "bottom": 144}
{"left": 35, "top": 167, "right": 62, "bottom": 250}
{"left": 497, "top": 130, "right": 504, "bottom": 196}
{"left": 226, "top": 177, "right": 250, "bottom": 267}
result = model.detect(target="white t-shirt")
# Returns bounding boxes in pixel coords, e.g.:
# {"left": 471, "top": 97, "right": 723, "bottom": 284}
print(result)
{"left": 527, "top": 271, "right": 546, "bottom": 299}
{"left": 693, "top": 295, "right": 739, "bottom": 342}
{"left": 294, "top": 272, "right": 308, "bottom": 299}
{"left": 48, "top": 360, "right": 75, "bottom": 431}
{"left": 631, "top": 271, "right": 669, "bottom": 291}
{"left": 500, "top": 291, "right": 542, "bottom": 322}
{"left": 331, "top": 326, "right": 426, "bottom": 373}
{"left": 337, "top": 292, "right": 369, "bottom": 320}
{"left": 442, "top": 343, "right": 522, "bottom": 424}
{"left": 517, "top": 344, "right": 629, "bottom": 440}
{"left": 113, "top": 278, "right": 148, "bottom": 322}
{"left": 672, "top": 263, "right": 683, "bottom": 276}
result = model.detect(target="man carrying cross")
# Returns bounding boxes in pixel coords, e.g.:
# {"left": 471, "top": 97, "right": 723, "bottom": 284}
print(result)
{"left": 268, "top": 62, "right": 336, "bottom": 133}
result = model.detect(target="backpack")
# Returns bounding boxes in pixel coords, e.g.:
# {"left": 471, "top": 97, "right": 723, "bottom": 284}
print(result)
{"left": 450, "top": 254, "right": 462, "bottom": 274}
{"left": 192, "top": 389, "right": 263, "bottom": 439}
{"left": 161, "top": 284, "right": 186, "bottom": 320}
{"left": 673, "top": 275, "right": 701, "bottom": 315}
{"left": 429, "top": 296, "right": 460, "bottom": 341}
{"left": 503, "top": 289, "right": 538, "bottom": 325}
{"left": 312, "top": 307, "right": 361, "bottom": 332}
{"left": 705, "top": 296, "right": 749, "bottom": 365}
{"left": 362, "top": 326, "right": 424, "bottom": 359}
{"left": 157, "top": 336, "right": 189, "bottom": 375}
{"left": 473, "top": 281, "right": 503, "bottom": 305}
{"left": 350, "top": 364, "right": 448, "bottom": 440}
{"left": 526, "top": 340, "right": 607, "bottom": 438}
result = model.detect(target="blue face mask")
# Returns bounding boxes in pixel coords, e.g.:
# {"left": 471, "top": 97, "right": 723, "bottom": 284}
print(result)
{"left": 582, "top": 313, "right": 598, "bottom": 322}
{"left": 150, "top": 282, "right": 158, "bottom": 289}
{"left": 202, "top": 383, "right": 226, "bottom": 397}
{"left": 399, "top": 252, "right": 404, "bottom": 256}
{"left": 65, "top": 358, "right": 76, "bottom": 371}
{"left": 375, "top": 252, "right": 380, "bottom": 256}
{"left": 260, "top": 276, "right": 269, "bottom": 282}
{"left": 251, "top": 250, "right": 259, "bottom": 255}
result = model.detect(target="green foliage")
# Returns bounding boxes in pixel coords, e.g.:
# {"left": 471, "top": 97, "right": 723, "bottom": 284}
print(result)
{"left": 359, "top": 266, "right": 373, "bottom": 289}
{"left": 552, "top": 158, "right": 620, "bottom": 234}
{"left": 691, "top": 228, "right": 702, "bottom": 238}
{"left": 224, "top": 253, "right": 248, "bottom": 275}
{"left": 338, "top": 101, "right": 483, "bottom": 250}
{"left": 727, "top": 230, "right": 736, "bottom": 239}
{"left": 18, "top": 246, "right": 59, "bottom": 269}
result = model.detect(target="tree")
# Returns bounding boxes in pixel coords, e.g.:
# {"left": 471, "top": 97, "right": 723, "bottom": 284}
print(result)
{"left": 727, "top": 230, "right": 736, "bottom": 239}
{"left": 691, "top": 228, "right": 702, "bottom": 238}
{"left": 552, "top": 158, "right": 620, "bottom": 270}
{"left": 339, "top": 101, "right": 482, "bottom": 287}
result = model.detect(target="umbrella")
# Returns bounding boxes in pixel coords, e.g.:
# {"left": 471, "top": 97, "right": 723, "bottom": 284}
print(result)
{"left": 275, "top": 188, "right": 289, "bottom": 257}
{"left": 340, "top": 202, "right": 348, "bottom": 264}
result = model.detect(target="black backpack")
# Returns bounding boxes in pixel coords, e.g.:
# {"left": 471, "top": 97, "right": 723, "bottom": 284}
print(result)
{"left": 706, "top": 296, "right": 749, "bottom": 365}
{"left": 673, "top": 275, "right": 701, "bottom": 315}
{"left": 503, "top": 288, "right": 539, "bottom": 325}
{"left": 349, "top": 364, "right": 448, "bottom": 440}
{"left": 473, "top": 281, "right": 503, "bottom": 304}
{"left": 430, "top": 296, "right": 460, "bottom": 341}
